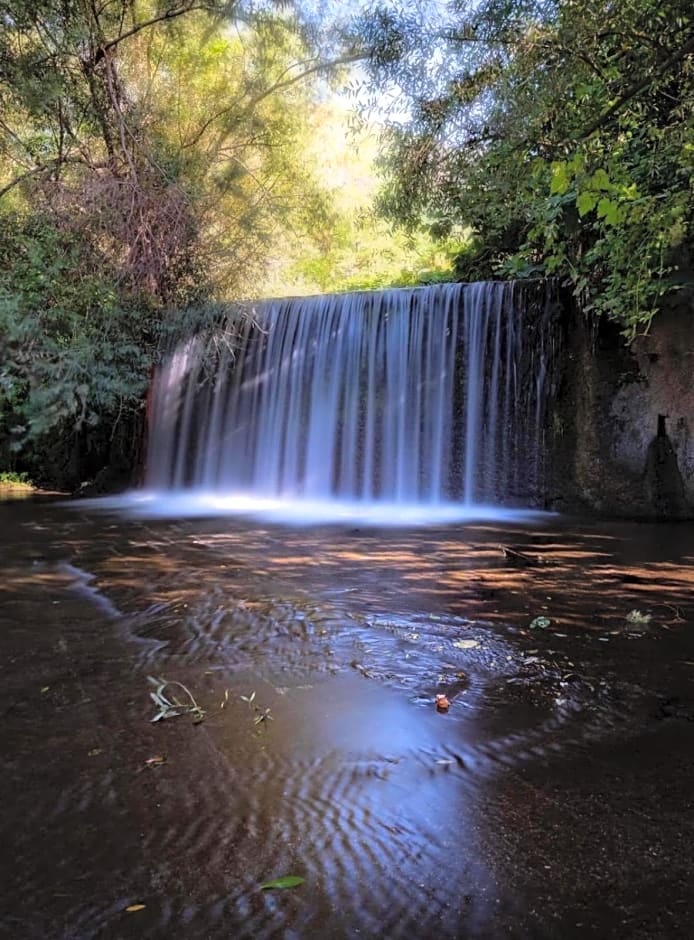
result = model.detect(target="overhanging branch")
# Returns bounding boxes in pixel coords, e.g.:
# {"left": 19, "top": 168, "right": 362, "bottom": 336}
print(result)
{"left": 577, "top": 34, "right": 694, "bottom": 141}
{"left": 182, "top": 51, "right": 368, "bottom": 150}
{"left": 94, "top": 2, "right": 219, "bottom": 64}
{"left": 0, "top": 157, "right": 102, "bottom": 200}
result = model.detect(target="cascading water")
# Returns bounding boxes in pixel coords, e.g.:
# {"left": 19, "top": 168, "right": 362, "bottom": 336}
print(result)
{"left": 142, "top": 281, "right": 559, "bottom": 523}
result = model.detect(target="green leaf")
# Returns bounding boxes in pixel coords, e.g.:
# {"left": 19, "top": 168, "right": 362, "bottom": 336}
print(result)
{"left": 577, "top": 192, "right": 598, "bottom": 217}
{"left": 597, "top": 197, "right": 621, "bottom": 225}
{"left": 549, "top": 163, "right": 570, "bottom": 196}
{"left": 590, "top": 169, "right": 611, "bottom": 191}
{"left": 259, "top": 876, "right": 305, "bottom": 890}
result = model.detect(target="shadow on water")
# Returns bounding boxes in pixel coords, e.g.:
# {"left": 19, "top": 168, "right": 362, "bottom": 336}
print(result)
{"left": 1, "top": 496, "right": 694, "bottom": 938}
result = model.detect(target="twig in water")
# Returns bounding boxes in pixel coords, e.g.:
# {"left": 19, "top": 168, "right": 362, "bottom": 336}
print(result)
{"left": 499, "top": 544, "right": 542, "bottom": 567}
{"left": 148, "top": 676, "right": 206, "bottom": 724}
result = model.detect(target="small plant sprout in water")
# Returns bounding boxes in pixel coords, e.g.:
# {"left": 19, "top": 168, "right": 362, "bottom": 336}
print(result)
{"left": 241, "top": 691, "right": 274, "bottom": 728}
{"left": 626, "top": 609, "right": 652, "bottom": 626}
{"left": 148, "top": 676, "right": 206, "bottom": 724}
{"left": 254, "top": 708, "right": 273, "bottom": 727}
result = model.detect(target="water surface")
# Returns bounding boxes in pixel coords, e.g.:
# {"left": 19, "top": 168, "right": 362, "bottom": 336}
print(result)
{"left": 1, "top": 497, "right": 693, "bottom": 938}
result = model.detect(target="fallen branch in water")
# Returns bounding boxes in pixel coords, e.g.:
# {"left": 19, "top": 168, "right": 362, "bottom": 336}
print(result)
{"left": 499, "top": 544, "right": 542, "bottom": 567}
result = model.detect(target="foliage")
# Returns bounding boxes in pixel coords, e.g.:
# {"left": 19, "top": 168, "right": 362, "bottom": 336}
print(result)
{"left": 0, "top": 470, "right": 32, "bottom": 486}
{"left": 358, "top": 0, "right": 694, "bottom": 333}
{"left": 119, "top": 6, "right": 359, "bottom": 299}
{"left": 274, "top": 99, "right": 469, "bottom": 295}
{"left": 290, "top": 221, "right": 465, "bottom": 294}
{"left": 0, "top": 0, "right": 365, "bottom": 459}
{"left": 0, "top": 211, "right": 152, "bottom": 447}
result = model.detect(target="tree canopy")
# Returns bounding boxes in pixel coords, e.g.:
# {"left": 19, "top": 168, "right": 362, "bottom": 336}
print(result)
{"left": 2, "top": 0, "right": 692, "bottom": 480}
{"left": 0, "top": 0, "right": 366, "bottom": 455}
{"left": 359, "top": 0, "right": 693, "bottom": 332}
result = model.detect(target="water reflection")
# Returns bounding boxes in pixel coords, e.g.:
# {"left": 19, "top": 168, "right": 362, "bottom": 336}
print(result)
{"left": 0, "top": 483, "right": 35, "bottom": 501}
{"left": 0, "top": 500, "right": 692, "bottom": 937}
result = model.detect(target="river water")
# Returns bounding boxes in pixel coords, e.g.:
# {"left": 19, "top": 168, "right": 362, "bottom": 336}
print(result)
{"left": 1, "top": 495, "right": 693, "bottom": 938}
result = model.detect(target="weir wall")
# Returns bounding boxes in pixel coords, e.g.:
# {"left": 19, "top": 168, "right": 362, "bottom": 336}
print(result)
{"left": 17, "top": 283, "right": 693, "bottom": 521}
{"left": 547, "top": 293, "right": 694, "bottom": 519}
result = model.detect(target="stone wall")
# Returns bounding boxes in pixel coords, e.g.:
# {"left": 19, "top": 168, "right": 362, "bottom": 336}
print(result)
{"left": 549, "top": 293, "right": 694, "bottom": 519}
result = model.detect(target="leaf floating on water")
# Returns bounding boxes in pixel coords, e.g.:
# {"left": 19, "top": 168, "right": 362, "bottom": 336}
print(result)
{"left": 500, "top": 544, "right": 541, "bottom": 566}
{"left": 435, "top": 694, "right": 450, "bottom": 712}
{"left": 350, "top": 660, "right": 372, "bottom": 678}
{"left": 144, "top": 755, "right": 166, "bottom": 767}
{"left": 125, "top": 904, "right": 146, "bottom": 913}
{"left": 453, "top": 639, "right": 479, "bottom": 649}
{"left": 529, "top": 616, "right": 551, "bottom": 629}
{"left": 253, "top": 708, "right": 274, "bottom": 726}
{"left": 259, "top": 876, "right": 305, "bottom": 890}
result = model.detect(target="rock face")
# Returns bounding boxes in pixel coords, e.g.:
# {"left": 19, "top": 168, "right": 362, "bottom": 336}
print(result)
{"left": 549, "top": 293, "right": 694, "bottom": 519}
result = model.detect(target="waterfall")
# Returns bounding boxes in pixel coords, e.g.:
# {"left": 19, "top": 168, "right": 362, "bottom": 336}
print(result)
{"left": 144, "top": 281, "right": 558, "bottom": 519}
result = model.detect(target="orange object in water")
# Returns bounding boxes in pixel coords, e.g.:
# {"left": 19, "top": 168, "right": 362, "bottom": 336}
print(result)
{"left": 435, "top": 694, "right": 450, "bottom": 711}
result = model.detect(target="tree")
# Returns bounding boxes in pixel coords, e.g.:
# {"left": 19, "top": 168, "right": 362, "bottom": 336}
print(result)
{"left": 0, "top": 0, "right": 365, "bottom": 462}
{"left": 271, "top": 96, "right": 468, "bottom": 294}
{"left": 357, "top": 0, "right": 694, "bottom": 333}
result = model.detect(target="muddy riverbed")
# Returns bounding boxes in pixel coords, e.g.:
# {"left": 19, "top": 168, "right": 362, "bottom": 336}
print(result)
{"left": 1, "top": 497, "right": 693, "bottom": 939}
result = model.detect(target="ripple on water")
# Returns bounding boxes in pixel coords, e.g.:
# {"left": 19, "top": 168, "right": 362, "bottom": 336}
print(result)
{"left": 120, "top": 580, "right": 642, "bottom": 778}
{"left": 96, "top": 675, "right": 500, "bottom": 938}
{"left": 2, "top": 500, "right": 692, "bottom": 938}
